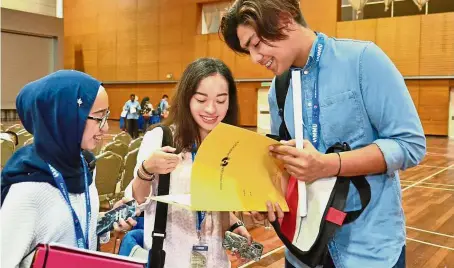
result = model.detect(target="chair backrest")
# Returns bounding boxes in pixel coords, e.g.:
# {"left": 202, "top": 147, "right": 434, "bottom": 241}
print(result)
{"left": 6, "top": 124, "right": 23, "bottom": 134}
{"left": 114, "top": 132, "right": 132, "bottom": 146}
{"left": 24, "top": 137, "right": 34, "bottom": 146}
{"left": 16, "top": 131, "right": 33, "bottom": 150}
{"left": 128, "top": 137, "right": 143, "bottom": 152}
{"left": 120, "top": 148, "right": 139, "bottom": 192}
{"left": 95, "top": 151, "right": 123, "bottom": 196}
{"left": 1, "top": 139, "right": 15, "bottom": 167}
{"left": 91, "top": 141, "right": 104, "bottom": 156}
{"left": 101, "top": 140, "right": 129, "bottom": 159}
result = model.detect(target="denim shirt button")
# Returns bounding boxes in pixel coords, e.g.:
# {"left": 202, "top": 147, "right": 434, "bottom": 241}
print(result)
{"left": 303, "top": 70, "right": 309, "bottom": 75}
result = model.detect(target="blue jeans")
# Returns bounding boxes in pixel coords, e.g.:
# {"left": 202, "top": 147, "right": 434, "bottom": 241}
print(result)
{"left": 118, "top": 229, "right": 144, "bottom": 257}
{"left": 285, "top": 246, "right": 406, "bottom": 268}
{"left": 118, "top": 216, "right": 145, "bottom": 257}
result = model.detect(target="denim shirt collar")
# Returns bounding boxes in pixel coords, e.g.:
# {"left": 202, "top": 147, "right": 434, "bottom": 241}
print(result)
{"left": 290, "top": 31, "right": 324, "bottom": 72}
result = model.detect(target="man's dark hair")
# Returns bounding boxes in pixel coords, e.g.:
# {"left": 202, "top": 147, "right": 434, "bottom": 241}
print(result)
{"left": 130, "top": 94, "right": 135, "bottom": 98}
{"left": 162, "top": 94, "right": 169, "bottom": 99}
{"left": 220, "top": 0, "right": 307, "bottom": 54}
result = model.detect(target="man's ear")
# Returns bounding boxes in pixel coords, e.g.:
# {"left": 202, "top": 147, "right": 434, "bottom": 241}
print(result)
{"left": 277, "top": 12, "right": 296, "bottom": 31}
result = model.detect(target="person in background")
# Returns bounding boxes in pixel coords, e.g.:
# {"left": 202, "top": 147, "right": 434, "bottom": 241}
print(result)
{"left": 120, "top": 58, "right": 252, "bottom": 267}
{"left": 141, "top": 96, "right": 153, "bottom": 132}
{"left": 220, "top": 1, "right": 426, "bottom": 267}
{"left": 123, "top": 94, "right": 141, "bottom": 139}
{"left": 1, "top": 70, "right": 136, "bottom": 268}
{"left": 158, "top": 94, "right": 170, "bottom": 119}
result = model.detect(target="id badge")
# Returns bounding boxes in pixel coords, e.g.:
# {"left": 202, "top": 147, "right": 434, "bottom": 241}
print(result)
{"left": 190, "top": 244, "right": 208, "bottom": 268}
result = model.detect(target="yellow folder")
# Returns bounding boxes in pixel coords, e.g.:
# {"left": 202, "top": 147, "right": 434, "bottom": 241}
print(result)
{"left": 149, "top": 123, "right": 289, "bottom": 212}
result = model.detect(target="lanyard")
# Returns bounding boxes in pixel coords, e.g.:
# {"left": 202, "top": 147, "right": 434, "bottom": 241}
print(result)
{"left": 191, "top": 144, "right": 206, "bottom": 240}
{"left": 48, "top": 152, "right": 91, "bottom": 249}
{"left": 307, "top": 35, "right": 325, "bottom": 150}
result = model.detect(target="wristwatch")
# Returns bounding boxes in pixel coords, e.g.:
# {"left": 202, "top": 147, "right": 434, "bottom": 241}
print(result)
{"left": 229, "top": 221, "right": 245, "bottom": 232}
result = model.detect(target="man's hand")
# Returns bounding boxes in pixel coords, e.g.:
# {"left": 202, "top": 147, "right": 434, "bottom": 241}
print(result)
{"left": 250, "top": 201, "right": 285, "bottom": 225}
{"left": 269, "top": 140, "right": 339, "bottom": 183}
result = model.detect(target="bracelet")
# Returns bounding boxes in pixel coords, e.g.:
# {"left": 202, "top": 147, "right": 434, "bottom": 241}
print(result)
{"left": 137, "top": 168, "right": 154, "bottom": 181}
{"left": 228, "top": 221, "right": 245, "bottom": 232}
{"left": 335, "top": 152, "right": 342, "bottom": 177}
{"left": 141, "top": 160, "right": 154, "bottom": 176}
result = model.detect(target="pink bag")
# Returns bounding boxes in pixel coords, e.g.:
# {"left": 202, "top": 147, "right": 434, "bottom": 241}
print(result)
{"left": 32, "top": 243, "right": 146, "bottom": 268}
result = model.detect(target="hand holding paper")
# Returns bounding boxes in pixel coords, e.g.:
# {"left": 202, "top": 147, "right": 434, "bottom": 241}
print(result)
{"left": 269, "top": 139, "right": 335, "bottom": 183}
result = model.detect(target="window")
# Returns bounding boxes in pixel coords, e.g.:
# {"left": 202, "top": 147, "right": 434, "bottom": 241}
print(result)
{"left": 340, "top": 0, "right": 454, "bottom": 21}
{"left": 427, "top": 0, "right": 454, "bottom": 15}
{"left": 199, "top": 1, "right": 231, "bottom": 35}
{"left": 1, "top": 0, "right": 61, "bottom": 18}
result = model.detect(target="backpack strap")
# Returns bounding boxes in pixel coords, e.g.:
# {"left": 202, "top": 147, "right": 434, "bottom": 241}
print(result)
{"left": 343, "top": 175, "right": 371, "bottom": 224}
{"left": 149, "top": 125, "right": 173, "bottom": 268}
{"left": 274, "top": 70, "right": 292, "bottom": 141}
{"left": 325, "top": 142, "right": 371, "bottom": 224}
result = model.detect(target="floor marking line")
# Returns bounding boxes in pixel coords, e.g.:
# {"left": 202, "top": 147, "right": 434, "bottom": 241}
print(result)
{"left": 406, "top": 237, "right": 454, "bottom": 251}
{"left": 239, "top": 246, "right": 285, "bottom": 268}
{"left": 406, "top": 226, "right": 454, "bottom": 239}
{"left": 402, "top": 165, "right": 454, "bottom": 192}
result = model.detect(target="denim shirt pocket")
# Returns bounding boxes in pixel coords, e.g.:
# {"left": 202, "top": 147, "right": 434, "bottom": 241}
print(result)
{"left": 320, "top": 90, "right": 365, "bottom": 146}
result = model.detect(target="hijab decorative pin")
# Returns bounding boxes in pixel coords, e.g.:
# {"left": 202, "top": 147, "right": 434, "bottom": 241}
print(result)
{"left": 77, "top": 98, "right": 83, "bottom": 107}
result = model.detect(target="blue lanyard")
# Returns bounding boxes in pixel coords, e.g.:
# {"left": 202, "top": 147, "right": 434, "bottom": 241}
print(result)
{"left": 307, "top": 35, "right": 325, "bottom": 150}
{"left": 47, "top": 152, "right": 91, "bottom": 249}
{"left": 191, "top": 144, "right": 206, "bottom": 238}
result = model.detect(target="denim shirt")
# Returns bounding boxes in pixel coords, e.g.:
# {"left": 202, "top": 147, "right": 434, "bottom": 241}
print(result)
{"left": 268, "top": 33, "right": 426, "bottom": 268}
{"left": 123, "top": 100, "right": 141, "bottom": 120}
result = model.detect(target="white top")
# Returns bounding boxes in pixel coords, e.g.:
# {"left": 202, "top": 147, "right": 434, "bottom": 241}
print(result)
{"left": 1, "top": 177, "right": 100, "bottom": 268}
{"left": 125, "top": 127, "right": 230, "bottom": 268}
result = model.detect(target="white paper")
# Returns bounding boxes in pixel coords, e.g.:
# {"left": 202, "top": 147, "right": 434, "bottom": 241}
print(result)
{"left": 291, "top": 70, "right": 307, "bottom": 218}
{"left": 149, "top": 194, "right": 192, "bottom": 210}
{"left": 130, "top": 107, "right": 137, "bottom": 114}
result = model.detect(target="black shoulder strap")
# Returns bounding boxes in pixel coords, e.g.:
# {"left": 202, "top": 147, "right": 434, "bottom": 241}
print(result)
{"left": 275, "top": 70, "right": 292, "bottom": 141}
{"left": 325, "top": 142, "right": 371, "bottom": 224}
{"left": 149, "top": 125, "right": 173, "bottom": 268}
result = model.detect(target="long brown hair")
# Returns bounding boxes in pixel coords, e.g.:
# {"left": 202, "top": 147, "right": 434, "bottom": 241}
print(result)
{"left": 163, "top": 58, "right": 239, "bottom": 152}
{"left": 219, "top": 0, "right": 307, "bottom": 54}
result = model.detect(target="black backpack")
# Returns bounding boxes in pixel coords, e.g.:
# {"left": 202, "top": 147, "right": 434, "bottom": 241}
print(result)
{"left": 267, "top": 70, "right": 372, "bottom": 267}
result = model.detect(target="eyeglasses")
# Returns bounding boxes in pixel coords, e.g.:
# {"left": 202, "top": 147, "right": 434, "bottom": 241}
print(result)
{"left": 87, "top": 110, "right": 110, "bottom": 129}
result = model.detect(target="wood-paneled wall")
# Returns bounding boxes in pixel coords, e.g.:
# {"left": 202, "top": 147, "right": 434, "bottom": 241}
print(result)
{"left": 337, "top": 13, "right": 454, "bottom": 135}
{"left": 104, "top": 81, "right": 260, "bottom": 126}
{"left": 337, "top": 13, "right": 454, "bottom": 76}
{"left": 406, "top": 80, "right": 451, "bottom": 135}
{"left": 64, "top": 0, "right": 339, "bottom": 81}
{"left": 65, "top": 2, "right": 452, "bottom": 134}
{"left": 64, "top": 0, "right": 339, "bottom": 126}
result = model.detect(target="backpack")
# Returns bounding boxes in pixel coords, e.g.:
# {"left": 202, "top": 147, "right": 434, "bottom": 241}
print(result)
{"left": 267, "top": 70, "right": 372, "bottom": 267}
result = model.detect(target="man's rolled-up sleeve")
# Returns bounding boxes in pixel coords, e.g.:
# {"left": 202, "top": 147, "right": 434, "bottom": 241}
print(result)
{"left": 360, "top": 43, "right": 426, "bottom": 175}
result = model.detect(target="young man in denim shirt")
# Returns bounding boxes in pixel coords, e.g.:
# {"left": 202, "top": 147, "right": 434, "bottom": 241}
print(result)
{"left": 220, "top": 0, "right": 426, "bottom": 267}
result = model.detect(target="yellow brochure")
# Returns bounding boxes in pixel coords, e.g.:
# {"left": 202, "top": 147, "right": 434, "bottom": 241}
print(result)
{"left": 150, "top": 123, "right": 289, "bottom": 212}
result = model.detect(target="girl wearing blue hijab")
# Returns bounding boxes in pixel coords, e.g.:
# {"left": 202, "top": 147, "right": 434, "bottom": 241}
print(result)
{"left": 1, "top": 70, "right": 135, "bottom": 267}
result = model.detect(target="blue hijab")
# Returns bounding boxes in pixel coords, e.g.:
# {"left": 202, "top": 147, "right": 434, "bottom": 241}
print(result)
{"left": 1, "top": 70, "right": 102, "bottom": 205}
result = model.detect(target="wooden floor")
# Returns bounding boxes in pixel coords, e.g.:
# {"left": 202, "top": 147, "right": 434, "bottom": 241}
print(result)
{"left": 5, "top": 120, "right": 453, "bottom": 267}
